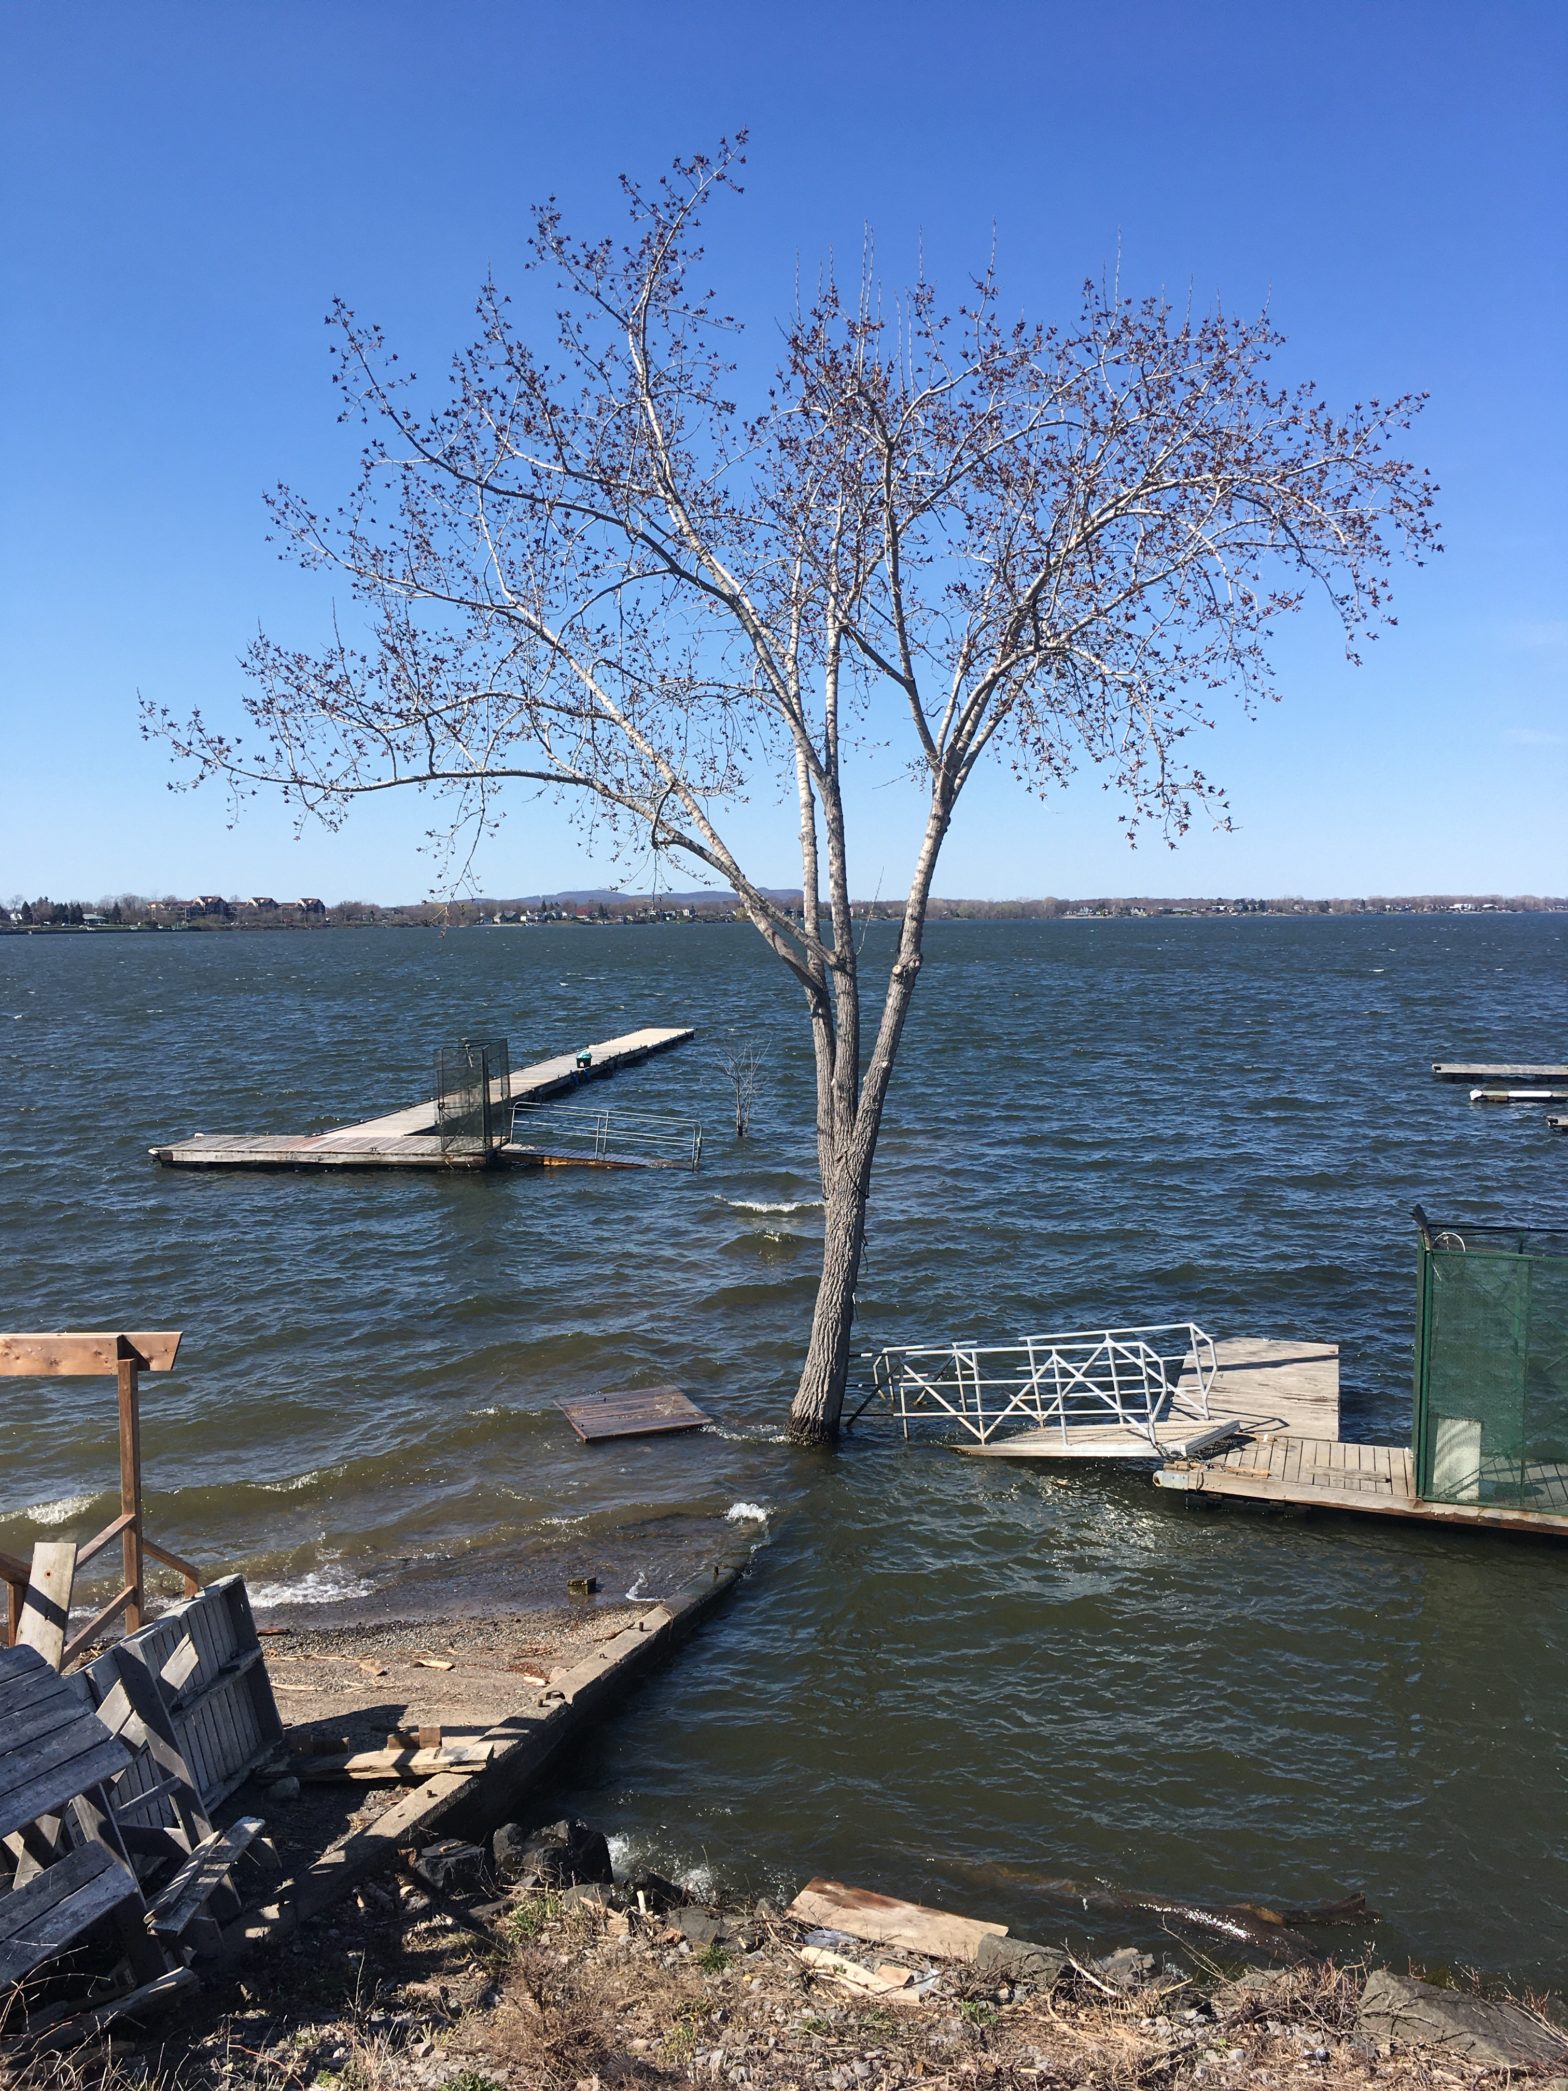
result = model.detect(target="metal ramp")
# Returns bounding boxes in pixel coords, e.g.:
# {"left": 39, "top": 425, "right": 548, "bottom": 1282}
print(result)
{"left": 864, "top": 1324, "right": 1235, "bottom": 1460}
{"left": 503, "top": 1100, "right": 703, "bottom": 1171}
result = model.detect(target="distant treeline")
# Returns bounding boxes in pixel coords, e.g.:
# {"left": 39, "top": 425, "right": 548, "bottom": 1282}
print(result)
{"left": 5, "top": 890, "right": 1565, "bottom": 932}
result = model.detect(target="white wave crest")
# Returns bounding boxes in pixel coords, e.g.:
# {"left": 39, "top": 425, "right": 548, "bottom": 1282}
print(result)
{"left": 720, "top": 1197, "right": 821, "bottom": 1215}
{"left": 624, "top": 1573, "right": 650, "bottom": 1600}
{"left": 22, "top": 1492, "right": 97, "bottom": 1527}
{"left": 247, "top": 1565, "right": 375, "bottom": 1609}
{"left": 261, "top": 1468, "right": 324, "bottom": 1494}
{"left": 725, "top": 1501, "right": 769, "bottom": 1523}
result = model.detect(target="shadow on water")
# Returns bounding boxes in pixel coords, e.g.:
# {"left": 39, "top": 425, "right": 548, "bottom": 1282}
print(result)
{"left": 2, "top": 915, "right": 1566, "bottom": 1977}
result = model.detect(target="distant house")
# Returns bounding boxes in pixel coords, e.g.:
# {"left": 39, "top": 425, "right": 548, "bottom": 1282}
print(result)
{"left": 195, "top": 895, "right": 233, "bottom": 917}
{"left": 296, "top": 897, "right": 326, "bottom": 915}
{"left": 241, "top": 896, "right": 277, "bottom": 911}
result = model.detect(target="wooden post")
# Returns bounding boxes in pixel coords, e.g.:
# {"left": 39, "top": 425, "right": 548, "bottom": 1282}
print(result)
{"left": 116, "top": 1338, "right": 145, "bottom": 1633}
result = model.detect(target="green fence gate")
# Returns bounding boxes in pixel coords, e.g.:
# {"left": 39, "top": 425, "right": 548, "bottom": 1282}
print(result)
{"left": 1412, "top": 1206, "right": 1568, "bottom": 1512}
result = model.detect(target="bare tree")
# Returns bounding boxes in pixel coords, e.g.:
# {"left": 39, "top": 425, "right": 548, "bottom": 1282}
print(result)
{"left": 718, "top": 1041, "right": 765, "bottom": 1138}
{"left": 146, "top": 139, "right": 1438, "bottom": 1444}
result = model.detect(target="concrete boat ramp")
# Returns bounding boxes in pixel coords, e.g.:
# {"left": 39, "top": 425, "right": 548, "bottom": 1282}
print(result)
{"left": 150, "top": 1025, "right": 693, "bottom": 1171}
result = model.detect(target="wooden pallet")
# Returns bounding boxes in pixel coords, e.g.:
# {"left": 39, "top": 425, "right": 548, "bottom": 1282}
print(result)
{"left": 556, "top": 1387, "right": 711, "bottom": 1441}
{"left": 0, "top": 1645, "right": 169, "bottom": 2001}
{"left": 86, "top": 1578, "right": 284, "bottom": 1814}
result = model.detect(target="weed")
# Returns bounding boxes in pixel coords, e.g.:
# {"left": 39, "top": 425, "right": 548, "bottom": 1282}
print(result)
{"left": 960, "top": 1998, "right": 999, "bottom": 2027}
{"left": 504, "top": 1891, "right": 560, "bottom": 1941}
{"left": 437, "top": 2074, "right": 506, "bottom": 2091}
{"left": 698, "top": 1942, "right": 732, "bottom": 1974}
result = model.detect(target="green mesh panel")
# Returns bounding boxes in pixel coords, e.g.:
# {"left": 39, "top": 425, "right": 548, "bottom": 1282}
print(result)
{"left": 1415, "top": 1221, "right": 1568, "bottom": 1512}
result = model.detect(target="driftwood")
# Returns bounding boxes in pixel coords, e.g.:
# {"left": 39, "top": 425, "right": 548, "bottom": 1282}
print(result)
{"left": 947, "top": 1859, "right": 1379, "bottom": 1962}
{"left": 786, "top": 1879, "right": 1006, "bottom": 1964}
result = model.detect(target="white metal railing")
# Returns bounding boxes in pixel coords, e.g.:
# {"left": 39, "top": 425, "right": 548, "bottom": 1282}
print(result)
{"left": 867, "top": 1324, "right": 1216, "bottom": 1449}
{"left": 507, "top": 1099, "right": 703, "bottom": 1171}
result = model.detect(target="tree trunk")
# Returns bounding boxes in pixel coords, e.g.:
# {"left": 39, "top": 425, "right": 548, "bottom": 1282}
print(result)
{"left": 788, "top": 1140, "right": 876, "bottom": 1446}
{"left": 786, "top": 794, "right": 951, "bottom": 1446}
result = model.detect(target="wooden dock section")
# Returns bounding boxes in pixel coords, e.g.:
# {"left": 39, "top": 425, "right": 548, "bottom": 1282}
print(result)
{"left": 1432, "top": 1061, "right": 1568, "bottom": 1083}
{"left": 556, "top": 1387, "right": 711, "bottom": 1441}
{"left": 1154, "top": 1435, "right": 1568, "bottom": 1538}
{"left": 151, "top": 1027, "right": 693, "bottom": 1171}
{"left": 1175, "top": 1336, "right": 1340, "bottom": 1440}
{"left": 958, "top": 1416, "right": 1240, "bottom": 1461}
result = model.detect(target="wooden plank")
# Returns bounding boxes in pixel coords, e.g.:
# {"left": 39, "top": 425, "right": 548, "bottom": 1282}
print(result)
{"left": 14, "top": 1543, "right": 78, "bottom": 1671}
{"left": 296, "top": 1741, "right": 501, "bottom": 1781}
{"left": 785, "top": 1878, "right": 1007, "bottom": 1964}
{"left": 4, "top": 1686, "right": 97, "bottom": 1758}
{"left": 956, "top": 1416, "right": 1242, "bottom": 1460}
{"left": 1, "top": 1651, "right": 88, "bottom": 1717}
{"left": 557, "top": 1387, "right": 711, "bottom": 1441}
{"left": 225, "top": 1577, "right": 284, "bottom": 1754}
{"left": 0, "top": 1844, "right": 139, "bottom": 1987}
{"left": 149, "top": 1817, "right": 266, "bottom": 1938}
{"left": 60, "top": 1583, "right": 138, "bottom": 1670}
{"left": 0, "top": 1333, "right": 180, "bottom": 1376}
{"left": 11, "top": 1965, "right": 198, "bottom": 2049}
{"left": 0, "top": 1737, "right": 136, "bottom": 1843}
{"left": 0, "top": 1839, "right": 119, "bottom": 1947}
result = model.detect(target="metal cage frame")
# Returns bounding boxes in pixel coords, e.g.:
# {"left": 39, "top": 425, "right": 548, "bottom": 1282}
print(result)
{"left": 867, "top": 1323, "right": 1217, "bottom": 1449}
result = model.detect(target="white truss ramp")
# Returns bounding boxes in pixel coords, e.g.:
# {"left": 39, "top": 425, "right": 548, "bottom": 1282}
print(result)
{"left": 867, "top": 1323, "right": 1239, "bottom": 1460}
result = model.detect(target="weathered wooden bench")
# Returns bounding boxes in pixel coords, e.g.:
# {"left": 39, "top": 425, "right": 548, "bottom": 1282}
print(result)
{"left": 0, "top": 1645, "right": 167, "bottom": 2001}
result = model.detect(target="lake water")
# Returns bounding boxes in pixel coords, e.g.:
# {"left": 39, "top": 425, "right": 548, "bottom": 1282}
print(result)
{"left": 2, "top": 916, "right": 1565, "bottom": 1978}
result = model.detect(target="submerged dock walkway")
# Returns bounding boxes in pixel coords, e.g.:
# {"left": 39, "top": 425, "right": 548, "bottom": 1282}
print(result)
{"left": 1154, "top": 1435, "right": 1568, "bottom": 1536}
{"left": 151, "top": 1026, "right": 693, "bottom": 1171}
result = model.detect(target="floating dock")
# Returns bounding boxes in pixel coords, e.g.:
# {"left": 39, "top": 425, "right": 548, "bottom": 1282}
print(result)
{"left": 1432, "top": 1061, "right": 1568, "bottom": 1083}
{"left": 150, "top": 1026, "right": 693, "bottom": 1171}
{"left": 950, "top": 1337, "right": 1340, "bottom": 1462}
{"left": 556, "top": 1386, "right": 711, "bottom": 1441}
{"left": 1154, "top": 1435, "right": 1568, "bottom": 1536}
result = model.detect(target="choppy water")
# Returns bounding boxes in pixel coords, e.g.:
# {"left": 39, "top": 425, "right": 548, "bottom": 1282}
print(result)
{"left": 2, "top": 917, "right": 1565, "bottom": 1977}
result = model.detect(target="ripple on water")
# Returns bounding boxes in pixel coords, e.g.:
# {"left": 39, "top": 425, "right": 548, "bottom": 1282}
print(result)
{"left": 1, "top": 917, "right": 1565, "bottom": 1979}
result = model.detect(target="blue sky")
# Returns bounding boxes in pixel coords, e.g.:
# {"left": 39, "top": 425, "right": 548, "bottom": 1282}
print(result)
{"left": 1, "top": 0, "right": 1564, "bottom": 904}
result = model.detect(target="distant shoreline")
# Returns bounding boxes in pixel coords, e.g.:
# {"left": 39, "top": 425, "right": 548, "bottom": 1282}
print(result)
{"left": 3, "top": 896, "right": 1565, "bottom": 937}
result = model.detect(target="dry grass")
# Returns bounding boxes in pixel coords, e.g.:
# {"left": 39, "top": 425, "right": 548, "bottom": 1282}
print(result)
{"left": 2, "top": 1893, "right": 1555, "bottom": 2091}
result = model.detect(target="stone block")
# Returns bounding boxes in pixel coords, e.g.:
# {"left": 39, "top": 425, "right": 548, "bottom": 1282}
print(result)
{"left": 1358, "top": 1970, "right": 1568, "bottom": 2070}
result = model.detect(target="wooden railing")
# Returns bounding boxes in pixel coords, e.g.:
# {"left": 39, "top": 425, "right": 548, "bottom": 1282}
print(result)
{"left": 0, "top": 1331, "right": 202, "bottom": 1663}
